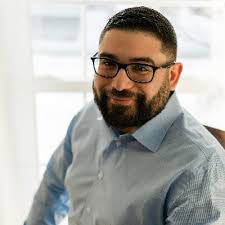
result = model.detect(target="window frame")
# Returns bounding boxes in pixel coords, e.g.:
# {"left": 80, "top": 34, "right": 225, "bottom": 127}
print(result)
{"left": 32, "top": 0, "right": 225, "bottom": 181}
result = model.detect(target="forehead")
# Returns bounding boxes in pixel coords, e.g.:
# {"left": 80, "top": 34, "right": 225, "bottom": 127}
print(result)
{"left": 99, "top": 29, "right": 167, "bottom": 63}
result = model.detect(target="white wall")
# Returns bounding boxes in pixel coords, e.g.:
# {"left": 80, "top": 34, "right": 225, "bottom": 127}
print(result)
{"left": 0, "top": 0, "right": 39, "bottom": 224}
{"left": 0, "top": 43, "right": 12, "bottom": 225}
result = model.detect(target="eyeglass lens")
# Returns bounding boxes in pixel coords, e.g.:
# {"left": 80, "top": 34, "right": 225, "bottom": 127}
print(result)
{"left": 94, "top": 58, "right": 154, "bottom": 82}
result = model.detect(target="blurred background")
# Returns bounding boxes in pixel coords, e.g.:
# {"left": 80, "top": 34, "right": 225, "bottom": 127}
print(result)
{"left": 0, "top": 0, "right": 225, "bottom": 224}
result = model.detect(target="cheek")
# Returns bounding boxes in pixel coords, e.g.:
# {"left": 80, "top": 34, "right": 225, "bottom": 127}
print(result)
{"left": 143, "top": 74, "right": 169, "bottom": 98}
{"left": 94, "top": 75, "right": 111, "bottom": 90}
{"left": 138, "top": 83, "right": 159, "bottom": 101}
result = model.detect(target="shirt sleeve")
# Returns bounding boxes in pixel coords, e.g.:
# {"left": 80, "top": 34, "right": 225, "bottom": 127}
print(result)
{"left": 165, "top": 154, "right": 225, "bottom": 225}
{"left": 25, "top": 118, "right": 75, "bottom": 225}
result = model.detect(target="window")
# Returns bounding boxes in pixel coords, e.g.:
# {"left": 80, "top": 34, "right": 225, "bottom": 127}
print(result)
{"left": 31, "top": 1, "right": 225, "bottom": 223}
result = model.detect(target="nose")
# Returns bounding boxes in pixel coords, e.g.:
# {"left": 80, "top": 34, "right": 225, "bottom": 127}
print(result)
{"left": 111, "top": 68, "right": 134, "bottom": 91}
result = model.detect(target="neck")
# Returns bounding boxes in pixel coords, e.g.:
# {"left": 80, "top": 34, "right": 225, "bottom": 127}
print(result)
{"left": 120, "top": 126, "right": 137, "bottom": 134}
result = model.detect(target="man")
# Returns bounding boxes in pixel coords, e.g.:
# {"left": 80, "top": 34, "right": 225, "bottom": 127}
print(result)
{"left": 25, "top": 6, "right": 225, "bottom": 225}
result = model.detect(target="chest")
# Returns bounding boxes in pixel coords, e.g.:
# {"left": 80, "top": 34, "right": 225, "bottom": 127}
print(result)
{"left": 64, "top": 137, "right": 180, "bottom": 225}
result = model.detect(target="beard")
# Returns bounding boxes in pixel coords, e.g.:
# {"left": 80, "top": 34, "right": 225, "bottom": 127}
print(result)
{"left": 93, "top": 77, "right": 171, "bottom": 131}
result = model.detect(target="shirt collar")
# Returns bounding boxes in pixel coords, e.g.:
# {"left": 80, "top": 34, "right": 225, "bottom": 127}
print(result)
{"left": 132, "top": 92, "right": 183, "bottom": 152}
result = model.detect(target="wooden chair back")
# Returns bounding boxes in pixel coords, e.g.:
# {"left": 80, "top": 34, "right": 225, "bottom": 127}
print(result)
{"left": 204, "top": 125, "right": 225, "bottom": 149}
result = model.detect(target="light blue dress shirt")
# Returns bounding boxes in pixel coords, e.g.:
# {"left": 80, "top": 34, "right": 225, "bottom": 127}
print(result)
{"left": 25, "top": 92, "right": 225, "bottom": 225}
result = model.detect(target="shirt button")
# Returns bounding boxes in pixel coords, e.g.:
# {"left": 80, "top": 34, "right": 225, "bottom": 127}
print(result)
{"left": 98, "top": 170, "right": 104, "bottom": 180}
{"left": 86, "top": 207, "right": 91, "bottom": 213}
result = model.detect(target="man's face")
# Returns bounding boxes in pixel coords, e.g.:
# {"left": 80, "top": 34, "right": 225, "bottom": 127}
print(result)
{"left": 93, "top": 29, "right": 181, "bottom": 133}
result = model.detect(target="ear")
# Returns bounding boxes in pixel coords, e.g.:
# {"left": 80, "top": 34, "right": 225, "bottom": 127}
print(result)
{"left": 169, "top": 63, "right": 183, "bottom": 91}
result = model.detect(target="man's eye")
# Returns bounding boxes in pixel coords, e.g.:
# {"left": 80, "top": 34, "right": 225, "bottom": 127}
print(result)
{"left": 100, "top": 59, "right": 115, "bottom": 66}
{"left": 132, "top": 64, "right": 150, "bottom": 72}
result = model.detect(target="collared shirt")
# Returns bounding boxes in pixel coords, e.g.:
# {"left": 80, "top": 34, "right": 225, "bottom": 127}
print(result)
{"left": 25, "top": 93, "right": 225, "bottom": 225}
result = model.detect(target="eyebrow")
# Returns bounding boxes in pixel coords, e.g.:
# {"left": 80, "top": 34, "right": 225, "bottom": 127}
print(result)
{"left": 98, "top": 52, "right": 119, "bottom": 61}
{"left": 129, "top": 57, "right": 156, "bottom": 66}
{"left": 98, "top": 52, "right": 156, "bottom": 66}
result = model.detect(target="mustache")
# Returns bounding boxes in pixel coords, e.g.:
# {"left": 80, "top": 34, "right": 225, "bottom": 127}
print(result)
{"left": 108, "top": 88, "right": 135, "bottom": 98}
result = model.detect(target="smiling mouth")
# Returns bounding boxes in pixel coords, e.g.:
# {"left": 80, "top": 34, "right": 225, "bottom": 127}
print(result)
{"left": 110, "top": 97, "right": 133, "bottom": 105}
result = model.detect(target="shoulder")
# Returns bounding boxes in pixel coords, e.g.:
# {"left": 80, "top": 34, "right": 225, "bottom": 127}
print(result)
{"left": 164, "top": 108, "right": 225, "bottom": 170}
{"left": 165, "top": 110, "right": 225, "bottom": 216}
{"left": 68, "top": 100, "right": 99, "bottom": 131}
{"left": 64, "top": 100, "right": 100, "bottom": 144}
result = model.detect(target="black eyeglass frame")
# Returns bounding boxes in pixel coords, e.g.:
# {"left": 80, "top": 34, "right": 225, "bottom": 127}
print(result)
{"left": 90, "top": 53, "right": 176, "bottom": 83}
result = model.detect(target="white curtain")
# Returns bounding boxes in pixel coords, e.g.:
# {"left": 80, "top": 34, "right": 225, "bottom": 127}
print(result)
{"left": 0, "top": 0, "right": 39, "bottom": 224}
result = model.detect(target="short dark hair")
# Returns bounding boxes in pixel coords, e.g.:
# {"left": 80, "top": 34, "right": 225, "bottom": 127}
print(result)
{"left": 99, "top": 6, "right": 177, "bottom": 60}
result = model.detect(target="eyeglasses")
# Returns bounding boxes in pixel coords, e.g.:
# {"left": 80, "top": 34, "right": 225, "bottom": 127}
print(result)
{"left": 90, "top": 53, "right": 175, "bottom": 83}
